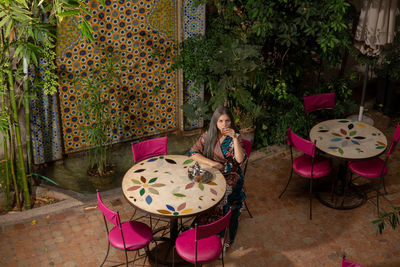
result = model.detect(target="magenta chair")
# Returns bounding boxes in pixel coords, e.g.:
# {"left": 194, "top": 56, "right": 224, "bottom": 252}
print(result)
{"left": 279, "top": 128, "right": 332, "bottom": 219}
{"left": 303, "top": 92, "right": 336, "bottom": 114}
{"left": 348, "top": 124, "right": 400, "bottom": 214}
{"left": 131, "top": 136, "right": 168, "bottom": 227}
{"left": 241, "top": 138, "right": 253, "bottom": 218}
{"left": 131, "top": 136, "right": 168, "bottom": 163}
{"left": 342, "top": 256, "right": 363, "bottom": 267}
{"left": 304, "top": 92, "right": 336, "bottom": 132}
{"left": 173, "top": 209, "right": 232, "bottom": 267}
{"left": 97, "top": 191, "right": 155, "bottom": 267}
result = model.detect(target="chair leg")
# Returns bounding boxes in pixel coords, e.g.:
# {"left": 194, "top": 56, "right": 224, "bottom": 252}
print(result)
{"left": 172, "top": 245, "right": 175, "bottom": 267}
{"left": 222, "top": 246, "right": 225, "bottom": 267}
{"left": 309, "top": 178, "right": 313, "bottom": 220}
{"left": 244, "top": 200, "right": 253, "bottom": 218}
{"left": 124, "top": 248, "right": 129, "bottom": 267}
{"left": 376, "top": 188, "right": 380, "bottom": 216}
{"left": 279, "top": 168, "right": 294, "bottom": 199}
{"left": 382, "top": 176, "right": 387, "bottom": 194}
{"left": 100, "top": 241, "right": 111, "bottom": 267}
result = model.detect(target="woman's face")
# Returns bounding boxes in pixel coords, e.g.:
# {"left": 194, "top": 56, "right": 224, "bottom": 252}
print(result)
{"left": 216, "top": 114, "right": 231, "bottom": 134}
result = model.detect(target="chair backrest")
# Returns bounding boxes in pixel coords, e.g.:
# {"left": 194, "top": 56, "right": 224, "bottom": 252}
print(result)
{"left": 387, "top": 124, "right": 400, "bottom": 157}
{"left": 303, "top": 92, "right": 336, "bottom": 114}
{"left": 342, "top": 257, "right": 363, "bottom": 267}
{"left": 241, "top": 139, "right": 252, "bottom": 175}
{"left": 242, "top": 138, "right": 252, "bottom": 157}
{"left": 195, "top": 209, "right": 232, "bottom": 241}
{"left": 131, "top": 136, "right": 168, "bottom": 163}
{"left": 287, "top": 128, "right": 316, "bottom": 157}
{"left": 97, "top": 191, "right": 121, "bottom": 228}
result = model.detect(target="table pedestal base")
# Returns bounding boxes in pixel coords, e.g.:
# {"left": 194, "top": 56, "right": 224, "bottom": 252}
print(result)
{"left": 148, "top": 241, "right": 190, "bottom": 266}
{"left": 316, "top": 183, "right": 366, "bottom": 210}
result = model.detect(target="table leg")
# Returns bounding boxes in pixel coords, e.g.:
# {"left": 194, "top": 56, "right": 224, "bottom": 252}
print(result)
{"left": 316, "top": 162, "right": 366, "bottom": 210}
{"left": 148, "top": 218, "right": 189, "bottom": 266}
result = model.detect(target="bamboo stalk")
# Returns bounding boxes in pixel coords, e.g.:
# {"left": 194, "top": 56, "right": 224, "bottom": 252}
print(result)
{"left": 8, "top": 71, "right": 31, "bottom": 209}
{"left": 9, "top": 124, "right": 20, "bottom": 210}
{"left": 23, "top": 58, "right": 32, "bottom": 174}
{"left": 3, "top": 139, "right": 11, "bottom": 210}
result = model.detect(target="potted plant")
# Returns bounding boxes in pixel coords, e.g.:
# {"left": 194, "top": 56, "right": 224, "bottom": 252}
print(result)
{"left": 231, "top": 105, "right": 262, "bottom": 143}
{"left": 77, "top": 50, "right": 122, "bottom": 179}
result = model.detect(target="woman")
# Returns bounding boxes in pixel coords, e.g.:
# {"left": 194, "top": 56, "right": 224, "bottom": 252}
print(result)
{"left": 189, "top": 106, "right": 247, "bottom": 245}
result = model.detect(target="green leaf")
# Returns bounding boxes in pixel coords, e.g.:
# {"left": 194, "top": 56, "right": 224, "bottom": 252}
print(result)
{"left": 174, "top": 193, "right": 186, "bottom": 197}
{"left": 0, "top": 15, "right": 10, "bottom": 29}
{"left": 148, "top": 177, "right": 157, "bottom": 183}
{"left": 5, "top": 18, "right": 13, "bottom": 37}
{"left": 140, "top": 188, "right": 145, "bottom": 196}
{"left": 183, "top": 159, "right": 194, "bottom": 165}
{"left": 198, "top": 183, "right": 204, "bottom": 190}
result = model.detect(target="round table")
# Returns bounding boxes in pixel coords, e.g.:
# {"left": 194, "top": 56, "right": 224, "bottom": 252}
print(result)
{"left": 122, "top": 154, "right": 226, "bottom": 264}
{"left": 309, "top": 119, "right": 387, "bottom": 209}
{"left": 310, "top": 119, "right": 387, "bottom": 160}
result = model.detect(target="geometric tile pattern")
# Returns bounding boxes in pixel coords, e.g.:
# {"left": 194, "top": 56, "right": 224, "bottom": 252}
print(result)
{"left": 30, "top": 90, "right": 63, "bottom": 164}
{"left": 56, "top": 0, "right": 178, "bottom": 153}
{"left": 183, "top": 0, "right": 205, "bottom": 130}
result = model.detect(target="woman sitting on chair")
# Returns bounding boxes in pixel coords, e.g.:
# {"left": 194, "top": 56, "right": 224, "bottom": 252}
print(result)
{"left": 189, "top": 106, "right": 246, "bottom": 246}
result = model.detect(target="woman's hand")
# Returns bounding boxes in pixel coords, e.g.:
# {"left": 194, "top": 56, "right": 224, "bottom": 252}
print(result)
{"left": 222, "top": 127, "right": 236, "bottom": 138}
{"left": 211, "top": 161, "right": 225, "bottom": 171}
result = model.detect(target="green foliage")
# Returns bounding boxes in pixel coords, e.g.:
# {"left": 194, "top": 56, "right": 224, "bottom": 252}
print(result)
{"left": 39, "top": 43, "right": 59, "bottom": 95}
{"left": 177, "top": 0, "right": 356, "bottom": 146}
{"left": 55, "top": 0, "right": 106, "bottom": 42}
{"left": 372, "top": 206, "right": 400, "bottom": 234}
{"left": 259, "top": 73, "right": 357, "bottom": 146}
{"left": 378, "top": 34, "right": 400, "bottom": 80}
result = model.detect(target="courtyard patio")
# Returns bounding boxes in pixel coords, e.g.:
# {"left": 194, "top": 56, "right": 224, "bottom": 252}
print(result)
{"left": 1, "top": 118, "right": 399, "bottom": 266}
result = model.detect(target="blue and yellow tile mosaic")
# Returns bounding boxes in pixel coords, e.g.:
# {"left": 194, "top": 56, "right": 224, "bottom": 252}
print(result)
{"left": 57, "top": 0, "right": 178, "bottom": 153}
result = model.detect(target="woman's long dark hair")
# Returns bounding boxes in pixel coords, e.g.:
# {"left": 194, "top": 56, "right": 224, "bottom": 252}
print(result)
{"left": 204, "top": 106, "right": 239, "bottom": 158}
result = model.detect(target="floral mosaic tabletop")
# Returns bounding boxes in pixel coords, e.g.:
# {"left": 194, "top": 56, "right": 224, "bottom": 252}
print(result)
{"left": 122, "top": 155, "right": 226, "bottom": 217}
{"left": 309, "top": 119, "right": 387, "bottom": 160}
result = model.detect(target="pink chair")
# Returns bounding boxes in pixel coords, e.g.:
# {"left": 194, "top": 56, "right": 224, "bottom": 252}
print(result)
{"left": 342, "top": 256, "right": 363, "bottom": 267}
{"left": 348, "top": 124, "right": 400, "bottom": 214}
{"left": 173, "top": 209, "right": 232, "bottom": 267}
{"left": 279, "top": 128, "right": 332, "bottom": 219}
{"left": 241, "top": 138, "right": 253, "bottom": 218}
{"left": 304, "top": 92, "right": 336, "bottom": 132}
{"left": 131, "top": 136, "right": 168, "bottom": 163}
{"left": 97, "top": 191, "right": 155, "bottom": 267}
{"left": 303, "top": 92, "right": 336, "bottom": 114}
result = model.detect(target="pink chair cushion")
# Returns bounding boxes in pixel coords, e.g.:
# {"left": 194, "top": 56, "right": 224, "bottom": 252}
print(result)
{"left": 342, "top": 258, "right": 363, "bottom": 267}
{"left": 293, "top": 155, "right": 332, "bottom": 178}
{"left": 175, "top": 228, "right": 222, "bottom": 263}
{"left": 348, "top": 157, "right": 387, "bottom": 178}
{"left": 108, "top": 221, "right": 153, "bottom": 251}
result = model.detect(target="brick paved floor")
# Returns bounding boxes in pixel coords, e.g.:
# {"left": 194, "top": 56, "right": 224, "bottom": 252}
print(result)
{"left": 1, "top": 133, "right": 400, "bottom": 266}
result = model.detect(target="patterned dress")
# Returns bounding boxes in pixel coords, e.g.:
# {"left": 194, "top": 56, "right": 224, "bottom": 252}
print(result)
{"left": 189, "top": 131, "right": 247, "bottom": 243}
